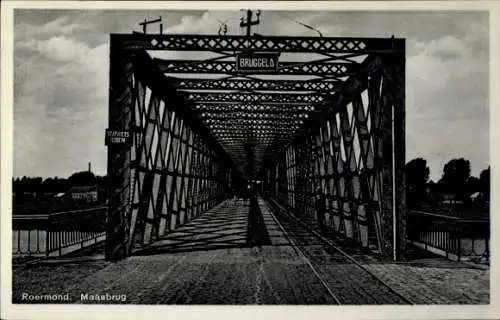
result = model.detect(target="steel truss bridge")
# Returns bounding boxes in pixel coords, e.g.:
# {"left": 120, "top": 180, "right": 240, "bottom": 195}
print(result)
{"left": 106, "top": 32, "right": 405, "bottom": 261}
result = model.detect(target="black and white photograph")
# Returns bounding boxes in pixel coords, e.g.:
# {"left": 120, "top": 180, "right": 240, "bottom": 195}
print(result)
{"left": 1, "top": 1, "right": 499, "bottom": 319}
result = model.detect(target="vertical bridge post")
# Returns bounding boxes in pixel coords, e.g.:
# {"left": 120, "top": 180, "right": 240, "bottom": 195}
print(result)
{"left": 385, "top": 40, "right": 406, "bottom": 260}
{"left": 106, "top": 36, "right": 133, "bottom": 261}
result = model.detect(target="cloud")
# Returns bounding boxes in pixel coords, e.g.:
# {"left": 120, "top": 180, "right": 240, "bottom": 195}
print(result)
{"left": 405, "top": 31, "right": 488, "bottom": 179}
{"left": 407, "top": 33, "right": 488, "bottom": 117}
{"left": 413, "top": 35, "right": 468, "bottom": 59}
{"left": 15, "top": 15, "right": 93, "bottom": 40}
{"left": 14, "top": 28, "right": 109, "bottom": 177}
{"left": 12, "top": 10, "right": 490, "bottom": 181}
{"left": 15, "top": 36, "right": 108, "bottom": 108}
{"left": 165, "top": 11, "right": 241, "bottom": 35}
{"left": 43, "top": 36, "right": 92, "bottom": 62}
{"left": 16, "top": 36, "right": 93, "bottom": 63}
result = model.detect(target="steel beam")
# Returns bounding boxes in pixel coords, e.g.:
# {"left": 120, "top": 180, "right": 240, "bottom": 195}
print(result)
{"left": 185, "top": 92, "right": 326, "bottom": 104}
{"left": 106, "top": 41, "right": 134, "bottom": 261}
{"left": 157, "top": 59, "right": 358, "bottom": 76}
{"left": 195, "top": 106, "right": 316, "bottom": 114}
{"left": 210, "top": 127, "right": 299, "bottom": 132}
{"left": 174, "top": 78, "right": 341, "bottom": 93}
{"left": 111, "top": 33, "right": 405, "bottom": 54}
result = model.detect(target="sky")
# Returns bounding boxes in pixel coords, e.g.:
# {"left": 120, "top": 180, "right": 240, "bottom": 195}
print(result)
{"left": 13, "top": 9, "right": 489, "bottom": 181}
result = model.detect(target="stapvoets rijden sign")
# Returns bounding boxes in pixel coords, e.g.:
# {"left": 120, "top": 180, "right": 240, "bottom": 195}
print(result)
{"left": 105, "top": 129, "right": 132, "bottom": 147}
{"left": 235, "top": 53, "right": 279, "bottom": 73}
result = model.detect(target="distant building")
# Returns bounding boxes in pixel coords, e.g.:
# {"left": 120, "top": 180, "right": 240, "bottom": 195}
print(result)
{"left": 69, "top": 186, "right": 98, "bottom": 203}
{"left": 441, "top": 194, "right": 455, "bottom": 201}
{"left": 41, "top": 192, "right": 56, "bottom": 199}
{"left": 438, "top": 194, "right": 463, "bottom": 213}
{"left": 22, "top": 192, "right": 37, "bottom": 199}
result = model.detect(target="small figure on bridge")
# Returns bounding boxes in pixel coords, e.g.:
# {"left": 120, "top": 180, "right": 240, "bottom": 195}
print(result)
{"left": 315, "top": 188, "right": 327, "bottom": 232}
{"left": 244, "top": 183, "right": 253, "bottom": 201}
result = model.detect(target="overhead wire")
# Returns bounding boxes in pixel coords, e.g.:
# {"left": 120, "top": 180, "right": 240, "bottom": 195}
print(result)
{"left": 272, "top": 11, "right": 323, "bottom": 37}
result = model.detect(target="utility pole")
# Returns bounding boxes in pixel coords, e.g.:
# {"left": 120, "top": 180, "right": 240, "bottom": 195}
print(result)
{"left": 240, "top": 10, "right": 261, "bottom": 37}
{"left": 139, "top": 17, "right": 163, "bottom": 34}
{"left": 218, "top": 20, "right": 228, "bottom": 36}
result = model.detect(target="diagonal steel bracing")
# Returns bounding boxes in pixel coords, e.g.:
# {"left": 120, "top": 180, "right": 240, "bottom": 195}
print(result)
{"left": 107, "top": 31, "right": 405, "bottom": 262}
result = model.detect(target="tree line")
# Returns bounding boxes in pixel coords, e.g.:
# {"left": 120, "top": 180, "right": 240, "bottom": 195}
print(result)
{"left": 13, "top": 171, "right": 109, "bottom": 214}
{"left": 13, "top": 171, "right": 108, "bottom": 198}
{"left": 13, "top": 158, "right": 490, "bottom": 215}
{"left": 405, "top": 157, "right": 489, "bottom": 214}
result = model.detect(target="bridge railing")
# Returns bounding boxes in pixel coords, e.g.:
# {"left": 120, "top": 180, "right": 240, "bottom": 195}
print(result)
{"left": 12, "top": 207, "right": 107, "bottom": 258}
{"left": 406, "top": 210, "right": 489, "bottom": 262}
{"left": 409, "top": 202, "right": 489, "bottom": 219}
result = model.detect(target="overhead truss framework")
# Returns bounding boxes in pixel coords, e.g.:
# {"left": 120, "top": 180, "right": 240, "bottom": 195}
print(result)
{"left": 157, "top": 59, "right": 357, "bottom": 76}
{"left": 173, "top": 79, "right": 341, "bottom": 93}
{"left": 107, "top": 32, "right": 405, "bottom": 261}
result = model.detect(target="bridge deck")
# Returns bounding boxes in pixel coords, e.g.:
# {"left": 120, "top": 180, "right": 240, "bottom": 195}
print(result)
{"left": 13, "top": 199, "right": 488, "bottom": 305}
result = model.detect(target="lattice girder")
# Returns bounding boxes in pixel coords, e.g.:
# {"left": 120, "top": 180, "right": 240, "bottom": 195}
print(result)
{"left": 201, "top": 113, "right": 311, "bottom": 120}
{"left": 175, "top": 79, "right": 342, "bottom": 93}
{"left": 113, "top": 34, "right": 402, "bottom": 54}
{"left": 107, "top": 48, "right": 233, "bottom": 261}
{"left": 185, "top": 92, "right": 326, "bottom": 104}
{"left": 262, "top": 51, "right": 405, "bottom": 259}
{"left": 194, "top": 103, "right": 316, "bottom": 112}
{"left": 157, "top": 59, "right": 358, "bottom": 76}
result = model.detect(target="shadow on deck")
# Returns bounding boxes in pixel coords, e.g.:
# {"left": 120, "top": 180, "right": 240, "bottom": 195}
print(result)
{"left": 135, "top": 196, "right": 272, "bottom": 256}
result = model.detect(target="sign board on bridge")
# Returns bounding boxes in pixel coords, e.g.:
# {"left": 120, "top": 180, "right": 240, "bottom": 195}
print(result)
{"left": 105, "top": 129, "right": 132, "bottom": 147}
{"left": 236, "top": 53, "right": 279, "bottom": 73}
